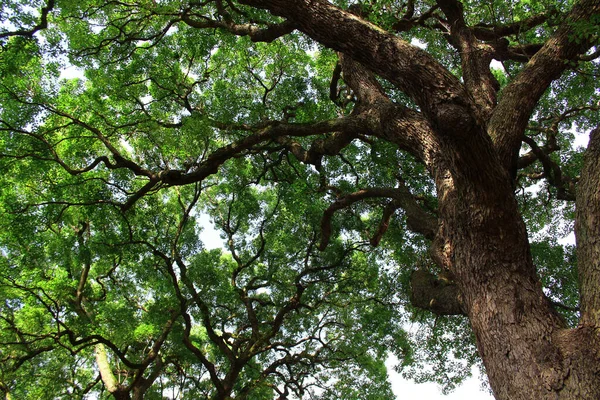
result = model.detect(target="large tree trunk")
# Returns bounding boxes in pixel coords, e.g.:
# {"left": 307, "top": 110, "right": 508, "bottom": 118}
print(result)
{"left": 438, "top": 125, "right": 600, "bottom": 399}
{"left": 576, "top": 126, "right": 600, "bottom": 328}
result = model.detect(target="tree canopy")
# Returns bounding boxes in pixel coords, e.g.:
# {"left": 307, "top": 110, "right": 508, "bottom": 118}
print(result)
{"left": 0, "top": 0, "right": 599, "bottom": 399}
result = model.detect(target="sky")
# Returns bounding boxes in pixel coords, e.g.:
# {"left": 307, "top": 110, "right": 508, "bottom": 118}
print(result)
{"left": 387, "top": 360, "right": 493, "bottom": 400}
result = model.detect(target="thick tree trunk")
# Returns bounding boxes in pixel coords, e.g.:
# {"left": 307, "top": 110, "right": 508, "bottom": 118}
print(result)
{"left": 439, "top": 127, "right": 600, "bottom": 399}
{"left": 438, "top": 170, "right": 556, "bottom": 399}
{"left": 576, "top": 126, "right": 600, "bottom": 327}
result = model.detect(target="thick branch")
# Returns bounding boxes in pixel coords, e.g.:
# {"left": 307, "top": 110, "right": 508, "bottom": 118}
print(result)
{"left": 489, "top": 0, "right": 600, "bottom": 178}
{"left": 94, "top": 344, "right": 129, "bottom": 398}
{"left": 336, "top": 52, "right": 440, "bottom": 166}
{"left": 472, "top": 10, "right": 558, "bottom": 41}
{"left": 161, "top": 116, "right": 366, "bottom": 186}
{"left": 337, "top": 52, "right": 387, "bottom": 109}
{"left": 436, "top": 0, "right": 498, "bottom": 116}
{"left": 391, "top": 4, "right": 440, "bottom": 33}
{"left": 521, "top": 136, "right": 575, "bottom": 200}
{"left": 0, "top": 0, "right": 55, "bottom": 39}
{"left": 410, "top": 269, "right": 466, "bottom": 315}
{"left": 239, "top": 0, "right": 478, "bottom": 137}
{"left": 517, "top": 139, "right": 559, "bottom": 170}
{"left": 318, "top": 187, "right": 437, "bottom": 250}
{"left": 181, "top": 13, "right": 296, "bottom": 42}
{"left": 275, "top": 129, "right": 357, "bottom": 168}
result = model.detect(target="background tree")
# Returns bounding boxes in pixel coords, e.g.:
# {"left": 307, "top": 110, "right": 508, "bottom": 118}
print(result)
{"left": 1, "top": 0, "right": 599, "bottom": 399}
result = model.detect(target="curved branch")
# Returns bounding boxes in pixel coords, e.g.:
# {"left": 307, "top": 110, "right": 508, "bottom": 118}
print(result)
{"left": 391, "top": 4, "right": 440, "bottom": 33}
{"left": 519, "top": 104, "right": 599, "bottom": 170}
{"left": 495, "top": 42, "right": 545, "bottom": 62}
{"left": 489, "top": 0, "right": 600, "bottom": 178}
{"left": 239, "top": 0, "right": 478, "bottom": 136}
{"left": 318, "top": 186, "right": 437, "bottom": 250}
{"left": 181, "top": 13, "right": 296, "bottom": 42}
{"left": 336, "top": 52, "right": 441, "bottom": 166}
{"left": 161, "top": 116, "right": 367, "bottom": 186}
{"left": 521, "top": 135, "right": 575, "bottom": 200}
{"left": 436, "top": 0, "right": 498, "bottom": 115}
{"left": 517, "top": 137, "right": 559, "bottom": 170}
{"left": 472, "top": 10, "right": 559, "bottom": 41}
{"left": 0, "top": 0, "right": 55, "bottom": 39}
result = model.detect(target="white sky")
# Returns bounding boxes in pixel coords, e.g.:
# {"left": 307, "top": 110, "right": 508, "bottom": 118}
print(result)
{"left": 387, "top": 358, "right": 493, "bottom": 399}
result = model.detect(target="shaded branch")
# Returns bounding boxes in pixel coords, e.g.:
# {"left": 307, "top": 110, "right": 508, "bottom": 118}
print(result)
{"left": 160, "top": 116, "right": 367, "bottom": 186}
{"left": 0, "top": 0, "right": 55, "bottom": 39}
{"left": 517, "top": 137, "right": 559, "bottom": 170}
{"left": 436, "top": 0, "right": 498, "bottom": 114}
{"left": 391, "top": 4, "right": 440, "bottom": 33}
{"left": 318, "top": 186, "right": 437, "bottom": 250}
{"left": 521, "top": 136, "right": 576, "bottom": 201}
{"left": 519, "top": 104, "right": 599, "bottom": 170}
{"left": 489, "top": 0, "right": 600, "bottom": 178}
{"left": 472, "top": 10, "right": 559, "bottom": 41}
{"left": 410, "top": 269, "right": 466, "bottom": 316}
{"left": 182, "top": 12, "right": 296, "bottom": 42}
{"left": 239, "top": 0, "right": 476, "bottom": 136}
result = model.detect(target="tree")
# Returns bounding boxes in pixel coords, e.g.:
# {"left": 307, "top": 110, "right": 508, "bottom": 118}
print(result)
{"left": 0, "top": 0, "right": 599, "bottom": 399}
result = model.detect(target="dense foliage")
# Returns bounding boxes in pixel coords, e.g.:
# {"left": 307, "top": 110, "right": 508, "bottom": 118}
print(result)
{"left": 0, "top": 0, "right": 598, "bottom": 399}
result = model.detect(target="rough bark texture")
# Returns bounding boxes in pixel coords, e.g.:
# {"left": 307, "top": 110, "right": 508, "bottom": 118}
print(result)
{"left": 410, "top": 270, "right": 465, "bottom": 315}
{"left": 488, "top": 0, "right": 600, "bottom": 175}
{"left": 576, "top": 127, "right": 600, "bottom": 327}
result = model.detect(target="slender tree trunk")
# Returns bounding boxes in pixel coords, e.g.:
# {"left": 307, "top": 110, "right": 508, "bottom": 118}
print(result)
{"left": 94, "top": 344, "right": 131, "bottom": 400}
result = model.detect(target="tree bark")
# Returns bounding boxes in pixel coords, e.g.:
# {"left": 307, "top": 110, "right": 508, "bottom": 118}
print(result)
{"left": 488, "top": 0, "right": 600, "bottom": 176}
{"left": 576, "top": 126, "right": 600, "bottom": 327}
{"left": 434, "top": 150, "right": 571, "bottom": 399}
{"left": 410, "top": 269, "right": 465, "bottom": 315}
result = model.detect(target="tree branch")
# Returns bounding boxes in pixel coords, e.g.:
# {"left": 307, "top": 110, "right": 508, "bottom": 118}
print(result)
{"left": 488, "top": 0, "right": 600, "bottom": 179}
{"left": 436, "top": 0, "right": 498, "bottom": 115}
{"left": 0, "top": 0, "right": 55, "bottom": 40}
{"left": 318, "top": 186, "right": 437, "bottom": 250}
{"left": 410, "top": 269, "right": 466, "bottom": 315}
{"left": 472, "top": 10, "right": 559, "bottom": 41}
{"left": 181, "top": 12, "right": 296, "bottom": 42}
{"left": 238, "top": 0, "right": 478, "bottom": 137}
